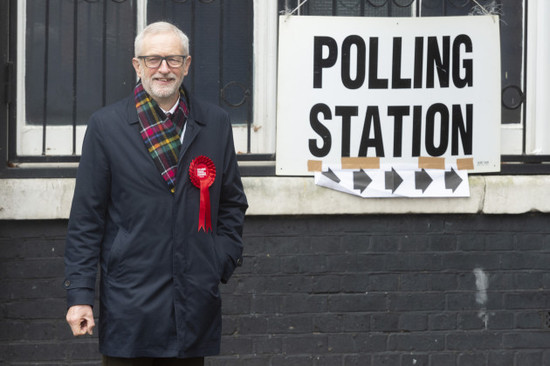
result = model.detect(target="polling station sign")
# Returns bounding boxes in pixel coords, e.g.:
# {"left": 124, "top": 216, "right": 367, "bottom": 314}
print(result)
{"left": 275, "top": 15, "right": 501, "bottom": 176}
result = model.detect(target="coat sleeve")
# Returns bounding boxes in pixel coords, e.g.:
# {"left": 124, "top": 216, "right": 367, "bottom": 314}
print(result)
{"left": 215, "top": 114, "right": 248, "bottom": 284}
{"left": 64, "top": 114, "right": 111, "bottom": 307}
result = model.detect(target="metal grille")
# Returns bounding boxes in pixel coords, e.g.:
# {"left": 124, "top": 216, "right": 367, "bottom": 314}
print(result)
{"left": 281, "top": 0, "right": 416, "bottom": 16}
{"left": 24, "top": 0, "right": 136, "bottom": 159}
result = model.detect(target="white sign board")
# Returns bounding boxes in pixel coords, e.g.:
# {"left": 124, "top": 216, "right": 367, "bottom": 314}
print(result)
{"left": 276, "top": 15, "right": 501, "bottom": 176}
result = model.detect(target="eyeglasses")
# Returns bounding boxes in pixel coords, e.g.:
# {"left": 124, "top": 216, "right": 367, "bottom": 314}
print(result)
{"left": 137, "top": 55, "right": 187, "bottom": 68}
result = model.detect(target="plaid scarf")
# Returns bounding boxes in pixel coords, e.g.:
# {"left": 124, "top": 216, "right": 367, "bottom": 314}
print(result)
{"left": 134, "top": 81, "right": 189, "bottom": 193}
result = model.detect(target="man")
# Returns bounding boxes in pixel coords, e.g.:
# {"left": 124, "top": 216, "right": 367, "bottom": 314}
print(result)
{"left": 64, "top": 22, "right": 248, "bottom": 366}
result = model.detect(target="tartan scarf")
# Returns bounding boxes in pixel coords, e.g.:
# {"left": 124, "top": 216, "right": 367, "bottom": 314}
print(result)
{"left": 134, "top": 81, "right": 189, "bottom": 193}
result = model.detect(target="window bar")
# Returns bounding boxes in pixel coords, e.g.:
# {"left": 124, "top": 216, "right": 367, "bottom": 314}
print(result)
{"left": 190, "top": 0, "right": 196, "bottom": 93}
{"left": 102, "top": 0, "right": 107, "bottom": 107}
{"left": 41, "top": 0, "right": 50, "bottom": 156}
{"left": 219, "top": 0, "right": 225, "bottom": 128}
{"left": 72, "top": 1, "right": 78, "bottom": 155}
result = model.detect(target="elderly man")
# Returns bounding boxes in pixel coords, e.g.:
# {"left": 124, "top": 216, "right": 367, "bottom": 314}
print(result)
{"left": 64, "top": 22, "right": 248, "bottom": 366}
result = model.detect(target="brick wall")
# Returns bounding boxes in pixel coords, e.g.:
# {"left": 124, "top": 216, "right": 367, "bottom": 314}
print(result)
{"left": 1, "top": 215, "right": 550, "bottom": 365}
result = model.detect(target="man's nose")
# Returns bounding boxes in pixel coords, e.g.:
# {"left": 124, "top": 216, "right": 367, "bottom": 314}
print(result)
{"left": 158, "top": 59, "right": 171, "bottom": 72}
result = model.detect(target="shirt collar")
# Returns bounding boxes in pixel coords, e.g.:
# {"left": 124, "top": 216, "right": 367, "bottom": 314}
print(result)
{"left": 161, "top": 98, "right": 180, "bottom": 116}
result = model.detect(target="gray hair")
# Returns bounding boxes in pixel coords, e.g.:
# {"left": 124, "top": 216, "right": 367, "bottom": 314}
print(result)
{"left": 134, "top": 21, "right": 190, "bottom": 57}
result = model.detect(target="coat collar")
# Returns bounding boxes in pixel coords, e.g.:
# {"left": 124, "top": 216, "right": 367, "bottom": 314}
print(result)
{"left": 126, "top": 86, "right": 206, "bottom": 128}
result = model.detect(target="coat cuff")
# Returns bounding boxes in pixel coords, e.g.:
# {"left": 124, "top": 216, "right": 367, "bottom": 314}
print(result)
{"left": 221, "top": 256, "right": 243, "bottom": 284}
{"left": 66, "top": 288, "right": 95, "bottom": 308}
{"left": 64, "top": 277, "right": 96, "bottom": 308}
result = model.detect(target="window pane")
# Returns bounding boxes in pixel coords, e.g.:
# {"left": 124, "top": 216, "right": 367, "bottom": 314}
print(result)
{"left": 499, "top": 0, "right": 524, "bottom": 124}
{"left": 25, "top": 0, "right": 136, "bottom": 126}
{"left": 147, "top": 0, "right": 254, "bottom": 126}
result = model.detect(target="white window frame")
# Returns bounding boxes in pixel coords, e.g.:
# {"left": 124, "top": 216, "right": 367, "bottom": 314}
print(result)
{"left": 524, "top": 0, "right": 550, "bottom": 155}
{"left": 16, "top": 1, "right": 87, "bottom": 156}
{"left": 16, "top": 0, "right": 278, "bottom": 158}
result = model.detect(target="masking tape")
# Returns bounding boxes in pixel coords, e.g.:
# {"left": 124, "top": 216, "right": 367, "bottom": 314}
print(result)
{"left": 341, "top": 157, "right": 380, "bottom": 170}
{"left": 418, "top": 156, "right": 445, "bottom": 170}
{"left": 307, "top": 160, "right": 323, "bottom": 172}
{"left": 457, "top": 157, "right": 474, "bottom": 170}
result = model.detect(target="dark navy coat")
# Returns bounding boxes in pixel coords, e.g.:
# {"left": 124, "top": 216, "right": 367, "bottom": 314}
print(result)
{"left": 64, "top": 91, "right": 248, "bottom": 358}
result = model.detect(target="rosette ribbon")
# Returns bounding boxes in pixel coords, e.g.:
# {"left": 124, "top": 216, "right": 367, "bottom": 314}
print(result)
{"left": 189, "top": 156, "right": 216, "bottom": 232}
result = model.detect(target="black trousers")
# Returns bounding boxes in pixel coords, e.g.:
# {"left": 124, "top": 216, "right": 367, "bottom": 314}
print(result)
{"left": 102, "top": 356, "right": 204, "bottom": 366}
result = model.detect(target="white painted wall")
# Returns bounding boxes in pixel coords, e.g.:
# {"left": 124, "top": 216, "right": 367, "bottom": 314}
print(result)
{"left": 1, "top": 176, "right": 549, "bottom": 220}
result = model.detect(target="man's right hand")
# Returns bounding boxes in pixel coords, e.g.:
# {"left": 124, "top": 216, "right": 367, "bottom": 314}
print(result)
{"left": 66, "top": 305, "right": 95, "bottom": 336}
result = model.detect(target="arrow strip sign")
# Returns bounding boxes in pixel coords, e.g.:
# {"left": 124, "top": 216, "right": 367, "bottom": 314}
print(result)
{"left": 445, "top": 167, "right": 463, "bottom": 192}
{"left": 385, "top": 168, "right": 403, "bottom": 193}
{"left": 415, "top": 169, "right": 433, "bottom": 193}
{"left": 322, "top": 168, "right": 341, "bottom": 184}
{"left": 353, "top": 169, "right": 372, "bottom": 193}
{"left": 314, "top": 165, "right": 469, "bottom": 198}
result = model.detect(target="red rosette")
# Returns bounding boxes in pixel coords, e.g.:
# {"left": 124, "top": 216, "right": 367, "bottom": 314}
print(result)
{"left": 189, "top": 156, "right": 216, "bottom": 232}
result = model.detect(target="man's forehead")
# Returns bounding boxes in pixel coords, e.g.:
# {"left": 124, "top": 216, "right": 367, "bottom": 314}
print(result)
{"left": 141, "top": 32, "right": 184, "bottom": 53}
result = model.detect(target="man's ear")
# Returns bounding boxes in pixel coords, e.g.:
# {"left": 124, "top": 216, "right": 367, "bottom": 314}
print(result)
{"left": 132, "top": 58, "right": 142, "bottom": 78}
{"left": 183, "top": 56, "right": 192, "bottom": 77}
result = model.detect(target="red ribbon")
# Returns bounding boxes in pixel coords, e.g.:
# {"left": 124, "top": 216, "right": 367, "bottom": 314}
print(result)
{"left": 189, "top": 156, "right": 216, "bottom": 232}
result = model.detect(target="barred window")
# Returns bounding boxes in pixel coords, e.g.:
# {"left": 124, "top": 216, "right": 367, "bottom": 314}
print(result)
{"left": 4, "top": 0, "right": 257, "bottom": 170}
{"left": 1, "top": 0, "right": 548, "bottom": 177}
{"left": 21, "top": 0, "right": 135, "bottom": 157}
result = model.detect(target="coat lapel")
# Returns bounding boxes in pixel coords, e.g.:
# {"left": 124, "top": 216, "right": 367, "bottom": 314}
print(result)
{"left": 180, "top": 117, "right": 202, "bottom": 160}
{"left": 179, "top": 94, "right": 206, "bottom": 160}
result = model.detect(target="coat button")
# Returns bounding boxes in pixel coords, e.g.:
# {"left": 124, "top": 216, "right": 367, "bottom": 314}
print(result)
{"left": 236, "top": 258, "right": 243, "bottom": 267}
{"left": 64, "top": 280, "right": 71, "bottom": 288}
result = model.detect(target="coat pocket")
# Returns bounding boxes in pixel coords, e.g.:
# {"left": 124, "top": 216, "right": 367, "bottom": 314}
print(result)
{"left": 207, "top": 234, "right": 224, "bottom": 283}
{"left": 106, "top": 228, "right": 130, "bottom": 277}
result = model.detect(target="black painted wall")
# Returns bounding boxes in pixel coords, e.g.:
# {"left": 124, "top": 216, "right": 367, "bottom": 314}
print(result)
{"left": 1, "top": 214, "right": 550, "bottom": 365}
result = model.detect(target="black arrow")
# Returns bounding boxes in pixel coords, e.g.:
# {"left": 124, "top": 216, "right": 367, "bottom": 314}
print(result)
{"left": 385, "top": 168, "right": 403, "bottom": 193}
{"left": 415, "top": 169, "right": 433, "bottom": 193}
{"left": 322, "top": 168, "right": 340, "bottom": 184}
{"left": 445, "top": 168, "right": 463, "bottom": 192}
{"left": 353, "top": 169, "right": 372, "bottom": 193}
